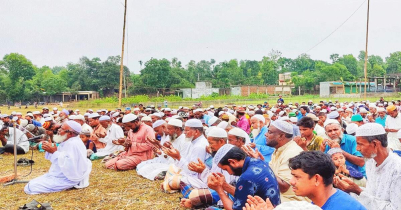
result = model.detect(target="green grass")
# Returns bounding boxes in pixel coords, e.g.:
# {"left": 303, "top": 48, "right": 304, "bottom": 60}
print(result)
{"left": 0, "top": 151, "right": 182, "bottom": 210}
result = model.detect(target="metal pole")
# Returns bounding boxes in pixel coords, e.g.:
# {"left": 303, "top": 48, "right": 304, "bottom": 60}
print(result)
{"left": 363, "top": 0, "right": 370, "bottom": 100}
{"left": 13, "top": 123, "right": 17, "bottom": 178}
{"left": 118, "top": 0, "right": 127, "bottom": 107}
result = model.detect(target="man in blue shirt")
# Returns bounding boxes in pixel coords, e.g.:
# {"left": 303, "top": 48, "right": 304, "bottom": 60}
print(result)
{"left": 208, "top": 145, "right": 280, "bottom": 210}
{"left": 250, "top": 115, "right": 274, "bottom": 162}
{"left": 288, "top": 151, "right": 366, "bottom": 210}
{"left": 323, "top": 119, "right": 366, "bottom": 177}
{"left": 375, "top": 107, "right": 387, "bottom": 127}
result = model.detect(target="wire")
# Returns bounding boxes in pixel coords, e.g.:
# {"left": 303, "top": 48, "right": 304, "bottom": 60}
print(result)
{"left": 305, "top": 0, "right": 367, "bottom": 53}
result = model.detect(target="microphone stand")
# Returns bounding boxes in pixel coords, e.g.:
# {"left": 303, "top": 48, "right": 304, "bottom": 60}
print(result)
{"left": 4, "top": 121, "right": 29, "bottom": 186}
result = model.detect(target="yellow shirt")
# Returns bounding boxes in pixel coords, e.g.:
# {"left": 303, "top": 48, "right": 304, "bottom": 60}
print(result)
{"left": 269, "top": 140, "right": 311, "bottom": 202}
{"left": 306, "top": 134, "right": 324, "bottom": 151}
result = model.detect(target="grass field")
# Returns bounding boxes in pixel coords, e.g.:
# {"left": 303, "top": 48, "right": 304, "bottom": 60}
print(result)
{"left": 0, "top": 151, "right": 182, "bottom": 210}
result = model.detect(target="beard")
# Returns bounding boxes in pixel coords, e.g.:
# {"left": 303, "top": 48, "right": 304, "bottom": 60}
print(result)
{"left": 170, "top": 133, "right": 178, "bottom": 141}
{"left": 266, "top": 139, "right": 278, "bottom": 147}
{"left": 229, "top": 165, "right": 243, "bottom": 176}
{"left": 251, "top": 128, "right": 261, "bottom": 138}
{"left": 367, "top": 152, "right": 377, "bottom": 159}
{"left": 132, "top": 124, "right": 140, "bottom": 133}
{"left": 329, "top": 133, "right": 343, "bottom": 143}
{"left": 211, "top": 151, "right": 217, "bottom": 157}
{"left": 185, "top": 136, "right": 194, "bottom": 142}
{"left": 53, "top": 134, "right": 68, "bottom": 143}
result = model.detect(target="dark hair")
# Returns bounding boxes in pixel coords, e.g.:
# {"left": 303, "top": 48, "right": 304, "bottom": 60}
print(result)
{"left": 297, "top": 117, "right": 315, "bottom": 129}
{"left": 236, "top": 136, "right": 246, "bottom": 143}
{"left": 219, "top": 146, "right": 246, "bottom": 165}
{"left": 289, "top": 151, "right": 336, "bottom": 186}
{"left": 212, "top": 137, "right": 228, "bottom": 142}
{"left": 255, "top": 110, "right": 263, "bottom": 115}
{"left": 300, "top": 106, "right": 310, "bottom": 113}
{"left": 190, "top": 127, "right": 204, "bottom": 133}
{"left": 361, "top": 134, "right": 388, "bottom": 147}
{"left": 318, "top": 112, "right": 326, "bottom": 117}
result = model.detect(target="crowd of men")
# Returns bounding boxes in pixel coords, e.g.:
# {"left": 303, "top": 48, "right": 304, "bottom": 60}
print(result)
{"left": 0, "top": 96, "right": 400, "bottom": 210}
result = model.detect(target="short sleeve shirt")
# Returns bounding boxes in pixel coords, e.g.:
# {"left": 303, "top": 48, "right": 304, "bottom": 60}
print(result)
{"left": 232, "top": 157, "right": 280, "bottom": 210}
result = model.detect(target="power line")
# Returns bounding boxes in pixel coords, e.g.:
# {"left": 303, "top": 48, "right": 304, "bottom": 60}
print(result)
{"left": 305, "top": 0, "right": 367, "bottom": 53}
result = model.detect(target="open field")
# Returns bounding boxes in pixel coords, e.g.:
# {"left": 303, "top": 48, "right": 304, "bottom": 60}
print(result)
{"left": 0, "top": 151, "right": 182, "bottom": 210}
{"left": 1, "top": 95, "right": 399, "bottom": 113}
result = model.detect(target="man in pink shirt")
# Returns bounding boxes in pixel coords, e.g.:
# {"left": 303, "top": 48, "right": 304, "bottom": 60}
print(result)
{"left": 236, "top": 107, "right": 250, "bottom": 134}
{"left": 104, "top": 114, "right": 155, "bottom": 171}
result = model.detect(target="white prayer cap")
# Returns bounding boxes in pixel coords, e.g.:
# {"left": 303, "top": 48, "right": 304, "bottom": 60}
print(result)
{"left": 112, "top": 112, "right": 120, "bottom": 118}
{"left": 171, "top": 110, "right": 178, "bottom": 115}
{"left": 217, "top": 121, "right": 229, "bottom": 129}
{"left": 26, "top": 113, "right": 34, "bottom": 118}
{"left": 355, "top": 123, "right": 385, "bottom": 137}
{"left": 87, "top": 109, "right": 93, "bottom": 112}
{"left": 171, "top": 115, "right": 182, "bottom": 119}
{"left": 32, "top": 111, "right": 41, "bottom": 115}
{"left": 88, "top": 113, "right": 100, "bottom": 119}
{"left": 280, "top": 116, "right": 290, "bottom": 121}
{"left": 345, "top": 108, "right": 353, "bottom": 112}
{"left": 11, "top": 111, "right": 16, "bottom": 115}
{"left": 168, "top": 118, "right": 183, "bottom": 128}
{"left": 53, "top": 107, "right": 58, "bottom": 110}
{"left": 327, "top": 147, "right": 343, "bottom": 156}
{"left": 359, "top": 108, "right": 368, "bottom": 113}
{"left": 122, "top": 114, "right": 138, "bottom": 123}
{"left": 151, "top": 113, "right": 161, "bottom": 118}
{"left": 141, "top": 116, "right": 152, "bottom": 122}
{"left": 321, "top": 109, "right": 327, "bottom": 113}
{"left": 377, "top": 107, "right": 385, "bottom": 112}
{"left": 346, "top": 123, "right": 358, "bottom": 135}
{"left": 99, "top": 116, "right": 111, "bottom": 121}
{"left": 251, "top": 114, "right": 265, "bottom": 123}
{"left": 16, "top": 112, "right": 22, "bottom": 116}
{"left": 20, "top": 119, "right": 28, "bottom": 127}
{"left": 330, "top": 107, "right": 337, "bottom": 111}
{"left": 324, "top": 119, "right": 340, "bottom": 128}
{"left": 185, "top": 119, "right": 203, "bottom": 128}
{"left": 74, "top": 115, "right": 85, "bottom": 121}
{"left": 378, "top": 103, "right": 384, "bottom": 107}
{"left": 194, "top": 108, "right": 203, "bottom": 113}
{"left": 289, "top": 117, "right": 297, "bottom": 123}
{"left": 44, "top": 116, "right": 52, "bottom": 121}
{"left": 369, "top": 103, "right": 376, "bottom": 108}
{"left": 69, "top": 115, "right": 77, "bottom": 120}
{"left": 337, "top": 108, "right": 344, "bottom": 112}
{"left": 139, "top": 113, "right": 147, "bottom": 118}
{"left": 306, "top": 113, "right": 319, "bottom": 121}
{"left": 218, "top": 111, "right": 225, "bottom": 116}
{"left": 327, "top": 111, "right": 339, "bottom": 119}
{"left": 207, "top": 127, "right": 227, "bottom": 138}
{"left": 210, "top": 105, "right": 214, "bottom": 108}
{"left": 271, "top": 120, "right": 293, "bottom": 135}
{"left": 83, "top": 113, "right": 90, "bottom": 117}
{"left": 133, "top": 108, "right": 140, "bottom": 111}
{"left": 62, "top": 109, "right": 69, "bottom": 115}
{"left": 164, "top": 108, "right": 172, "bottom": 112}
{"left": 153, "top": 120, "right": 166, "bottom": 128}
{"left": 213, "top": 144, "right": 234, "bottom": 165}
{"left": 278, "top": 111, "right": 285, "bottom": 117}
{"left": 247, "top": 111, "right": 255, "bottom": 116}
{"left": 75, "top": 109, "right": 80, "bottom": 112}
{"left": 228, "top": 127, "right": 249, "bottom": 139}
{"left": 66, "top": 120, "right": 82, "bottom": 134}
{"left": 208, "top": 116, "right": 219, "bottom": 126}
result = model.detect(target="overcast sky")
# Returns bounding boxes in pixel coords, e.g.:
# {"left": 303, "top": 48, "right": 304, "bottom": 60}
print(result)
{"left": 1, "top": 0, "right": 400, "bottom": 74}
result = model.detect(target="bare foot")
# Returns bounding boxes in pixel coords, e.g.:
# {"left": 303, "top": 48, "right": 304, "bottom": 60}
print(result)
{"left": 180, "top": 198, "right": 193, "bottom": 208}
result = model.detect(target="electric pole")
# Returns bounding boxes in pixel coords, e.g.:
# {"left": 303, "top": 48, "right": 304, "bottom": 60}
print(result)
{"left": 118, "top": 0, "right": 127, "bottom": 107}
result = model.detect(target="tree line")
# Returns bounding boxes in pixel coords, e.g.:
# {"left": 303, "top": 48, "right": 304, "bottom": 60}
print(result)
{"left": 1, "top": 50, "right": 400, "bottom": 102}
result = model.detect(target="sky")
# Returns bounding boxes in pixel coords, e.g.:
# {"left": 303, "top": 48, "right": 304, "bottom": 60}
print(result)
{"left": 1, "top": 0, "right": 400, "bottom": 74}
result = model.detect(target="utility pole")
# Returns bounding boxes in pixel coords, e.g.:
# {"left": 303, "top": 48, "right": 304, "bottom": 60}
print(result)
{"left": 363, "top": 0, "right": 370, "bottom": 100}
{"left": 118, "top": 0, "right": 127, "bottom": 107}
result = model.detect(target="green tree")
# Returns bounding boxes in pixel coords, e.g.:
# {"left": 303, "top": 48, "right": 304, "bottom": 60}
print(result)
{"left": 386, "top": 52, "right": 401, "bottom": 74}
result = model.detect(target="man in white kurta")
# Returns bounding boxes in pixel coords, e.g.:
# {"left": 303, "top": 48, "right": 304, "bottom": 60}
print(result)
{"left": 136, "top": 119, "right": 188, "bottom": 180}
{"left": 384, "top": 105, "right": 401, "bottom": 150}
{"left": 0, "top": 126, "right": 29, "bottom": 154}
{"left": 335, "top": 123, "right": 401, "bottom": 210}
{"left": 94, "top": 116, "right": 124, "bottom": 157}
{"left": 24, "top": 121, "right": 92, "bottom": 194}
{"left": 162, "top": 119, "right": 210, "bottom": 192}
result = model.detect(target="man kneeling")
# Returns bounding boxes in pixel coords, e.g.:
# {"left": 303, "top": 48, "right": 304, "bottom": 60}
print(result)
{"left": 24, "top": 121, "right": 92, "bottom": 194}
